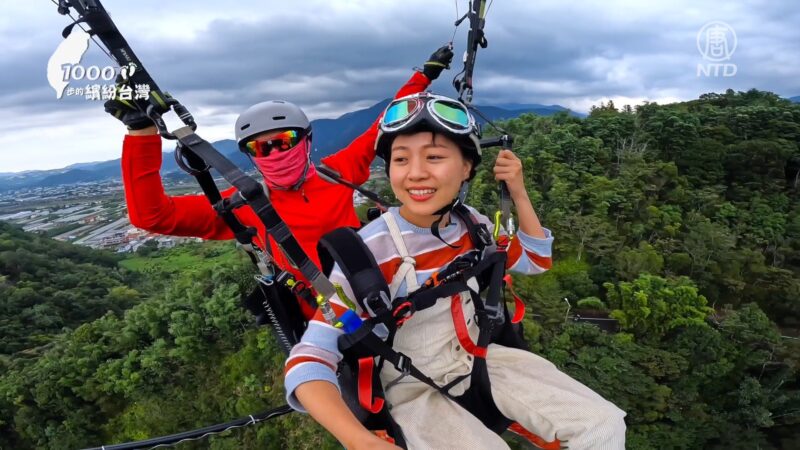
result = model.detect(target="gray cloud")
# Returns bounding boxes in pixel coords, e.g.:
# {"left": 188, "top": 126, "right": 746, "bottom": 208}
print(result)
{"left": 0, "top": 0, "right": 798, "bottom": 171}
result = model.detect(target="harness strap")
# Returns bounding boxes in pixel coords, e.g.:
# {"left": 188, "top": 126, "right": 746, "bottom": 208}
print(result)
{"left": 451, "top": 203, "right": 492, "bottom": 252}
{"left": 179, "top": 148, "right": 272, "bottom": 270}
{"left": 503, "top": 274, "right": 525, "bottom": 324}
{"left": 347, "top": 331, "right": 455, "bottom": 401}
{"left": 316, "top": 164, "right": 394, "bottom": 210}
{"left": 172, "top": 127, "right": 337, "bottom": 300}
{"left": 358, "top": 357, "right": 385, "bottom": 413}
{"left": 507, "top": 423, "right": 563, "bottom": 449}
{"left": 383, "top": 213, "right": 420, "bottom": 297}
{"left": 450, "top": 293, "right": 488, "bottom": 358}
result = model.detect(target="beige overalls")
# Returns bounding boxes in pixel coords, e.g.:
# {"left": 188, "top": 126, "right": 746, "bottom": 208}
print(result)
{"left": 377, "top": 213, "right": 627, "bottom": 450}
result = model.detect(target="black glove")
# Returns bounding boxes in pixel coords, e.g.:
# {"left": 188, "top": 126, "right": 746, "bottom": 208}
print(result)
{"left": 104, "top": 77, "right": 171, "bottom": 130}
{"left": 104, "top": 96, "right": 153, "bottom": 130}
{"left": 422, "top": 44, "right": 454, "bottom": 81}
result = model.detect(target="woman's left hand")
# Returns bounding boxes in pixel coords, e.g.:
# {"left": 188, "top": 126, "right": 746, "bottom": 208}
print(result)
{"left": 493, "top": 149, "right": 527, "bottom": 199}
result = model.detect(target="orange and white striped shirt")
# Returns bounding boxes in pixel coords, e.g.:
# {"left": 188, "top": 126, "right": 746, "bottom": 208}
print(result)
{"left": 284, "top": 206, "right": 553, "bottom": 411}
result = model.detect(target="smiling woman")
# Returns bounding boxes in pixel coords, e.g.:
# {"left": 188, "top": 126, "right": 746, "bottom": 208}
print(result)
{"left": 286, "top": 92, "right": 627, "bottom": 449}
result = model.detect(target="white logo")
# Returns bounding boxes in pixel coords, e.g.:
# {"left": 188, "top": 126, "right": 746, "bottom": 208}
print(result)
{"left": 696, "top": 21, "right": 737, "bottom": 77}
{"left": 697, "top": 21, "right": 737, "bottom": 61}
{"left": 47, "top": 28, "right": 90, "bottom": 98}
{"left": 47, "top": 31, "right": 147, "bottom": 100}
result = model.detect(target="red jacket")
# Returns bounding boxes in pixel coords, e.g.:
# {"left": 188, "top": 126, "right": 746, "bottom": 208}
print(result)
{"left": 122, "top": 72, "right": 430, "bottom": 316}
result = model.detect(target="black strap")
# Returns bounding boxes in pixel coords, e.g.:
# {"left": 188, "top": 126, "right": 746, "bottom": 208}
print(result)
{"left": 407, "top": 251, "right": 505, "bottom": 314}
{"left": 80, "top": 404, "right": 293, "bottom": 450}
{"left": 317, "top": 227, "right": 390, "bottom": 303}
{"left": 316, "top": 164, "right": 394, "bottom": 210}
{"left": 453, "top": 0, "right": 488, "bottom": 105}
{"left": 338, "top": 249, "right": 508, "bottom": 387}
{"left": 177, "top": 147, "right": 266, "bottom": 257}
{"left": 341, "top": 328, "right": 457, "bottom": 400}
{"left": 451, "top": 203, "right": 492, "bottom": 251}
{"left": 172, "top": 127, "right": 337, "bottom": 299}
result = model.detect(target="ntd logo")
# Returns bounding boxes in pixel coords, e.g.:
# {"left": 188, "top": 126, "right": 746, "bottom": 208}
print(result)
{"left": 696, "top": 21, "right": 738, "bottom": 78}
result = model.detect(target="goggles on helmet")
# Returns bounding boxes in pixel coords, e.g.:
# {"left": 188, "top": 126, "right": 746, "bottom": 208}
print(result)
{"left": 244, "top": 129, "right": 305, "bottom": 158}
{"left": 379, "top": 93, "right": 477, "bottom": 136}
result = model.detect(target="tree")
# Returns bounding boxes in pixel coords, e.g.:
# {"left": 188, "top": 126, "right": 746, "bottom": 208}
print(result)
{"left": 604, "top": 274, "right": 713, "bottom": 342}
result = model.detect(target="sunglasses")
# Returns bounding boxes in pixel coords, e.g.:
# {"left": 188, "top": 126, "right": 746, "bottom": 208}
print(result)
{"left": 244, "top": 129, "right": 305, "bottom": 157}
{"left": 380, "top": 94, "right": 475, "bottom": 135}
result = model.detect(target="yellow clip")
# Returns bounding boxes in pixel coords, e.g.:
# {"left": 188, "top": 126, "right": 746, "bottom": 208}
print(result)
{"left": 315, "top": 294, "right": 325, "bottom": 305}
{"left": 333, "top": 283, "right": 358, "bottom": 311}
{"left": 493, "top": 210, "right": 502, "bottom": 240}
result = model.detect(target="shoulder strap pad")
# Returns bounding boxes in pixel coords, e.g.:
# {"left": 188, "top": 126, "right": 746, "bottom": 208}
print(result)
{"left": 317, "top": 227, "right": 390, "bottom": 309}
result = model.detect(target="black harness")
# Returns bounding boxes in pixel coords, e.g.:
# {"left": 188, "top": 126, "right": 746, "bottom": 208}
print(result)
{"left": 317, "top": 203, "right": 529, "bottom": 447}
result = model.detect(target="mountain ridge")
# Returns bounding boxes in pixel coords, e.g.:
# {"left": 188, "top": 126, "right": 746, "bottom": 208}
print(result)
{"left": 1, "top": 100, "right": 575, "bottom": 191}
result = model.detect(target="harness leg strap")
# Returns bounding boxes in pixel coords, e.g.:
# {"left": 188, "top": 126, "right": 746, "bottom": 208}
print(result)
{"left": 358, "top": 357, "right": 386, "bottom": 414}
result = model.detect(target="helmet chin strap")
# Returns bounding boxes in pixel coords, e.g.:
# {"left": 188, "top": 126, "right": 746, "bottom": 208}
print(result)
{"left": 429, "top": 181, "right": 470, "bottom": 248}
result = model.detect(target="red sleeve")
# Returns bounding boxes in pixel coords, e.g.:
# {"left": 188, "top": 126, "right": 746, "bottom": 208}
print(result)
{"left": 322, "top": 71, "right": 431, "bottom": 184}
{"left": 121, "top": 134, "right": 235, "bottom": 240}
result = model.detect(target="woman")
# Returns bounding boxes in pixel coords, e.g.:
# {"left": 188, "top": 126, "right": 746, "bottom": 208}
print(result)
{"left": 284, "top": 92, "right": 627, "bottom": 449}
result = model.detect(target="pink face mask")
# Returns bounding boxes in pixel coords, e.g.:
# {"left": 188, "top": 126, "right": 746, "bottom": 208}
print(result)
{"left": 253, "top": 137, "right": 316, "bottom": 189}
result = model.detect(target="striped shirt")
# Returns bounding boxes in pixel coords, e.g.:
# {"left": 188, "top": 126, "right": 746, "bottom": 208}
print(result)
{"left": 284, "top": 206, "right": 554, "bottom": 412}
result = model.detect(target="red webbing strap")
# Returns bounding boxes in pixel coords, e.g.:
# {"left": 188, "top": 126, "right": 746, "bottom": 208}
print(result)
{"left": 450, "top": 293, "right": 488, "bottom": 359}
{"left": 357, "top": 357, "right": 385, "bottom": 413}
{"left": 503, "top": 274, "right": 525, "bottom": 324}
{"left": 508, "top": 422, "right": 562, "bottom": 449}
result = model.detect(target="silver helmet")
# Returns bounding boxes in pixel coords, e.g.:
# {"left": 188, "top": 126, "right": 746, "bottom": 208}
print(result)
{"left": 234, "top": 100, "right": 311, "bottom": 150}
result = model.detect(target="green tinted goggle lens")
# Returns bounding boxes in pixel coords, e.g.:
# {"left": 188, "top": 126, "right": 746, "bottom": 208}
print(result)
{"left": 432, "top": 101, "right": 470, "bottom": 129}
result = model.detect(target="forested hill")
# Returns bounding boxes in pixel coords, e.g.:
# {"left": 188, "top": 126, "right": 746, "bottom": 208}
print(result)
{"left": 0, "top": 221, "right": 136, "bottom": 356}
{"left": 464, "top": 88, "right": 800, "bottom": 331}
{"left": 1, "top": 88, "right": 798, "bottom": 449}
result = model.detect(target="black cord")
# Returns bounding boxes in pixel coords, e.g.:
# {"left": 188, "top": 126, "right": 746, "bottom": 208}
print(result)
{"left": 50, "top": 0, "right": 118, "bottom": 63}
{"left": 468, "top": 104, "right": 508, "bottom": 135}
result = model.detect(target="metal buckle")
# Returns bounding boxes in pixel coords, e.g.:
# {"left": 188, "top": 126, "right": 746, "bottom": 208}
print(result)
{"left": 482, "top": 302, "right": 505, "bottom": 325}
{"left": 476, "top": 223, "right": 493, "bottom": 248}
{"left": 363, "top": 290, "right": 392, "bottom": 318}
{"left": 393, "top": 353, "right": 412, "bottom": 375}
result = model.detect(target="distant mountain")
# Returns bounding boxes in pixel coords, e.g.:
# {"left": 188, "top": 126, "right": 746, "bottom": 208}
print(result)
{"left": 309, "top": 100, "right": 581, "bottom": 159}
{"left": 0, "top": 100, "right": 577, "bottom": 192}
{"left": 790, "top": 96, "right": 800, "bottom": 103}
{"left": 38, "top": 168, "right": 111, "bottom": 186}
{"left": 311, "top": 99, "right": 392, "bottom": 159}
{"left": 486, "top": 103, "right": 583, "bottom": 116}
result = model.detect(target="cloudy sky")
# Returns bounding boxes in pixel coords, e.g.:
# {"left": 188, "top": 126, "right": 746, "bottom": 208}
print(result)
{"left": 1, "top": 0, "right": 798, "bottom": 172}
